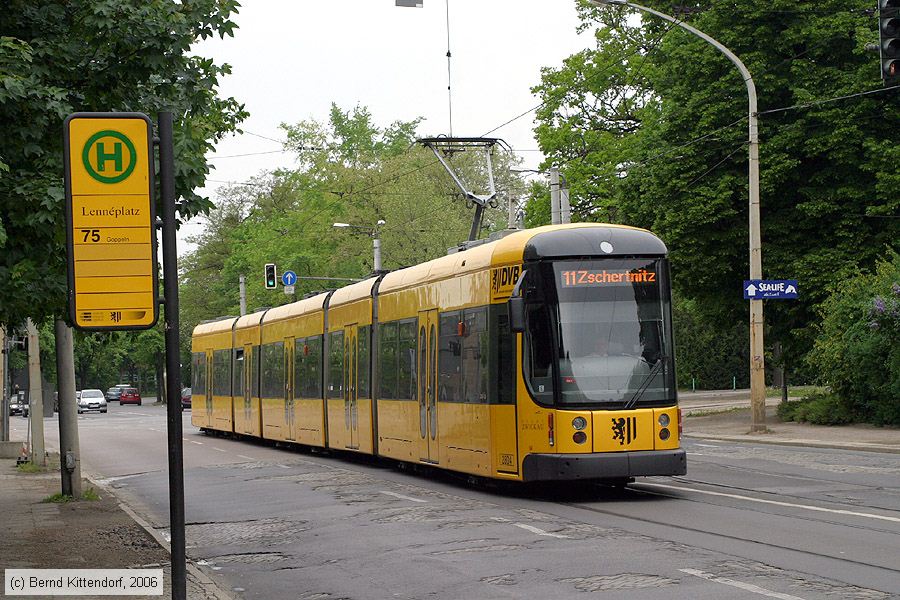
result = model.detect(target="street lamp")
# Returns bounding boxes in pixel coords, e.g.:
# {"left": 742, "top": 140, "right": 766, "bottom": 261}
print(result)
{"left": 332, "top": 219, "right": 387, "bottom": 272}
{"left": 590, "top": 0, "right": 766, "bottom": 431}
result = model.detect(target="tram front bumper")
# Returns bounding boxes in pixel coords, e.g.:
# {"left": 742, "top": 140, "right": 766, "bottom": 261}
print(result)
{"left": 522, "top": 448, "right": 686, "bottom": 482}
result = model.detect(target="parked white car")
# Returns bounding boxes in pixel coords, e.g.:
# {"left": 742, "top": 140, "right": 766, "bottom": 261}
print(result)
{"left": 77, "top": 389, "right": 108, "bottom": 414}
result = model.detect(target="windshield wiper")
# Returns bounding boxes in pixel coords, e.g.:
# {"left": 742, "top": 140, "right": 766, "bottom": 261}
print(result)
{"left": 623, "top": 355, "right": 667, "bottom": 410}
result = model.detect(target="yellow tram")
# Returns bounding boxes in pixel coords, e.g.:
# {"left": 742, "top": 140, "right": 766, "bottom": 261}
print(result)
{"left": 191, "top": 223, "right": 686, "bottom": 482}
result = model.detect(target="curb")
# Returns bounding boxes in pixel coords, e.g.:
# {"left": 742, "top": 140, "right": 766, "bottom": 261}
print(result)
{"left": 683, "top": 432, "right": 900, "bottom": 454}
{"left": 84, "top": 472, "right": 238, "bottom": 600}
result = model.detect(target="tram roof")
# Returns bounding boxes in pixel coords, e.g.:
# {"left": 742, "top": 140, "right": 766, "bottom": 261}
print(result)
{"left": 378, "top": 223, "right": 658, "bottom": 294}
{"left": 261, "top": 291, "right": 329, "bottom": 325}
{"left": 328, "top": 276, "right": 379, "bottom": 308}
{"left": 192, "top": 316, "right": 238, "bottom": 337}
{"left": 234, "top": 309, "right": 267, "bottom": 332}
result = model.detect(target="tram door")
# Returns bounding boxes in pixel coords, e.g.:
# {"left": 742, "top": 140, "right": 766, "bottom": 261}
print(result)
{"left": 204, "top": 349, "right": 214, "bottom": 428}
{"left": 418, "top": 310, "right": 439, "bottom": 463}
{"left": 242, "top": 344, "right": 253, "bottom": 435}
{"left": 284, "top": 338, "right": 296, "bottom": 441}
{"left": 342, "top": 325, "right": 359, "bottom": 449}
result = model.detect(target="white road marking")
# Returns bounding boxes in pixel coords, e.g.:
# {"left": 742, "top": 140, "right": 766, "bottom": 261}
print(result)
{"left": 212, "top": 447, "right": 226, "bottom": 453}
{"left": 642, "top": 482, "right": 900, "bottom": 523}
{"left": 190, "top": 440, "right": 203, "bottom": 445}
{"left": 513, "top": 523, "right": 569, "bottom": 539}
{"left": 237, "top": 454, "right": 254, "bottom": 460}
{"left": 680, "top": 568, "right": 806, "bottom": 600}
{"left": 276, "top": 464, "right": 291, "bottom": 469}
{"left": 94, "top": 473, "right": 146, "bottom": 485}
{"left": 380, "top": 491, "right": 427, "bottom": 503}
{"left": 692, "top": 443, "right": 721, "bottom": 448}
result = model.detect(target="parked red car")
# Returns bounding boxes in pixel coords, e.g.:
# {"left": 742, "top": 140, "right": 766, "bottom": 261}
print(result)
{"left": 181, "top": 388, "right": 191, "bottom": 411}
{"left": 119, "top": 387, "right": 142, "bottom": 406}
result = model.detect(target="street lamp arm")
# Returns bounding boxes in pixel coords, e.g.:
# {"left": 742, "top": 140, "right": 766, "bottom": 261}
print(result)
{"left": 598, "top": 0, "right": 756, "bottom": 102}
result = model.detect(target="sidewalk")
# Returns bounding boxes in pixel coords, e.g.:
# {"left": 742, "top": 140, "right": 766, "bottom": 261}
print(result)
{"left": 0, "top": 456, "right": 232, "bottom": 599}
{"left": 681, "top": 393, "right": 900, "bottom": 454}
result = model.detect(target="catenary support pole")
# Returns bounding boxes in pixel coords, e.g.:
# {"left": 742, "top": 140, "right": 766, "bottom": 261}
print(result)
{"left": 55, "top": 320, "right": 81, "bottom": 497}
{"left": 550, "top": 166, "right": 561, "bottom": 225}
{"left": 591, "top": 0, "right": 765, "bottom": 431}
{"left": 159, "top": 111, "right": 187, "bottom": 600}
{"left": 26, "top": 318, "right": 45, "bottom": 465}
{"left": 1, "top": 327, "right": 8, "bottom": 442}
{"left": 239, "top": 274, "right": 247, "bottom": 316}
{"left": 373, "top": 236, "right": 383, "bottom": 272}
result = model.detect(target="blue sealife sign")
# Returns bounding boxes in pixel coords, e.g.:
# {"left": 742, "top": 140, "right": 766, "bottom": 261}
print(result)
{"left": 744, "top": 280, "right": 798, "bottom": 300}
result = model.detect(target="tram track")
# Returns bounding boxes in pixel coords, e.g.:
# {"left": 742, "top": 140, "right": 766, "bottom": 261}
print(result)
{"left": 552, "top": 481, "right": 900, "bottom": 579}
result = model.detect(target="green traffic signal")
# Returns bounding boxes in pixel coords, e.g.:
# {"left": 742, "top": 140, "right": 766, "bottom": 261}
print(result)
{"left": 264, "top": 263, "right": 277, "bottom": 289}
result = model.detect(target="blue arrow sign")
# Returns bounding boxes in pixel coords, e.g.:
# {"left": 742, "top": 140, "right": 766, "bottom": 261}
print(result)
{"left": 282, "top": 270, "right": 297, "bottom": 286}
{"left": 744, "top": 279, "right": 798, "bottom": 300}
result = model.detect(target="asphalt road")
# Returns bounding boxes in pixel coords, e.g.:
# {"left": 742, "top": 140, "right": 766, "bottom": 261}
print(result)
{"left": 15, "top": 401, "right": 900, "bottom": 600}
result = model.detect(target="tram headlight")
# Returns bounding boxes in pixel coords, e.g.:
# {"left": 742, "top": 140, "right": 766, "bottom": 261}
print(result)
{"left": 658, "top": 413, "right": 670, "bottom": 427}
{"left": 572, "top": 416, "right": 587, "bottom": 431}
{"left": 659, "top": 428, "right": 671, "bottom": 441}
{"left": 573, "top": 431, "right": 588, "bottom": 444}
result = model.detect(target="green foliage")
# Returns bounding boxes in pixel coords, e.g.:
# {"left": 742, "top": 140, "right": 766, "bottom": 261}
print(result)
{"left": 807, "top": 251, "right": 900, "bottom": 425}
{"left": 81, "top": 487, "right": 101, "bottom": 501}
{"left": 43, "top": 492, "right": 75, "bottom": 503}
{"left": 672, "top": 294, "right": 748, "bottom": 389}
{"left": 532, "top": 0, "right": 900, "bottom": 383}
{"left": 777, "top": 392, "right": 856, "bottom": 426}
{"left": 17, "top": 462, "right": 45, "bottom": 474}
{"left": 0, "top": 0, "right": 247, "bottom": 327}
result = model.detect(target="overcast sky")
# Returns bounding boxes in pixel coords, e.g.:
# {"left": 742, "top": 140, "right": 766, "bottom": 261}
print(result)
{"left": 182, "top": 0, "right": 593, "bottom": 250}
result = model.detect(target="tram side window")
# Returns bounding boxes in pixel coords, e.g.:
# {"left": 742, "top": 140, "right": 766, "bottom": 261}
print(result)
{"left": 525, "top": 304, "right": 554, "bottom": 402}
{"left": 261, "top": 342, "right": 284, "bottom": 398}
{"left": 233, "top": 348, "right": 245, "bottom": 397}
{"left": 294, "top": 338, "right": 306, "bottom": 399}
{"left": 438, "top": 312, "right": 461, "bottom": 403}
{"left": 306, "top": 335, "right": 323, "bottom": 398}
{"left": 358, "top": 326, "right": 371, "bottom": 398}
{"left": 398, "top": 320, "right": 417, "bottom": 400}
{"left": 192, "top": 353, "right": 206, "bottom": 395}
{"left": 378, "top": 322, "right": 398, "bottom": 399}
{"left": 462, "top": 308, "right": 487, "bottom": 403}
{"left": 251, "top": 345, "right": 260, "bottom": 398}
{"left": 213, "top": 349, "right": 231, "bottom": 396}
{"left": 489, "top": 305, "right": 515, "bottom": 405}
{"left": 328, "top": 331, "right": 344, "bottom": 399}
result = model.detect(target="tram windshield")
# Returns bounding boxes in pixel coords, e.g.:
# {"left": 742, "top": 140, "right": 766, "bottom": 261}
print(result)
{"left": 523, "top": 258, "right": 675, "bottom": 408}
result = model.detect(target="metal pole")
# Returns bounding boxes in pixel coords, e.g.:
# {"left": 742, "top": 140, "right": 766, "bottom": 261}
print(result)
{"left": 561, "top": 185, "right": 571, "bottom": 224}
{"left": 239, "top": 274, "right": 247, "bottom": 316}
{"left": 592, "top": 0, "right": 765, "bottom": 431}
{"left": 373, "top": 236, "right": 382, "bottom": 272}
{"left": 159, "top": 111, "right": 187, "bottom": 600}
{"left": 55, "top": 320, "right": 81, "bottom": 497}
{"left": 25, "top": 318, "right": 45, "bottom": 466}
{"left": 549, "top": 166, "right": 561, "bottom": 225}
{"left": 1, "top": 326, "right": 8, "bottom": 442}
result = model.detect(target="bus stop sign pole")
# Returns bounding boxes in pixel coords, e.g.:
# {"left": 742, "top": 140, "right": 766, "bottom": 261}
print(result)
{"left": 158, "top": 111, "right": 186, "bottom": 600}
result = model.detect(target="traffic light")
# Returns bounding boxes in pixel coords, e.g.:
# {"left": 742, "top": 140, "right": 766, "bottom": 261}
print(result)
{"left": 880, "top": 0, "right": 900, "bottom": 85}
{"left": 264, "top": 263, "right": 277, "bottom": 289}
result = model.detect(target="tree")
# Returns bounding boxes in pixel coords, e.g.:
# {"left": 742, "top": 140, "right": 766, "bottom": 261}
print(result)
{"left": 532, "top": 0, "right": 900, "bottom": 379}
{"left": 179, "top": 104, "right": 520, "bottom": 335}
{"left": 0, "top": 0, "right": 247, "bottom": 327}
{"left": 807, "top": 250, "right": 900, "bottom": 425}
